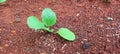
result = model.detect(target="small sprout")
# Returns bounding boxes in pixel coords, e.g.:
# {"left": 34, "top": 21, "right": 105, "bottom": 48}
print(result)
{"left": 76, "top": 52, "right": 80, "bottom": 54}
{"left": 107, "top": 17, "right": 113, "bottom": 21}
{"left": 27, "top": 8, "right": 76, "bottom": 41}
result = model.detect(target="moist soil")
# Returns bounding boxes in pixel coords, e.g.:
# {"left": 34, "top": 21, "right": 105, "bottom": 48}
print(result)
{"left": 0, "top": 0, "right": 120, "bottom": 54}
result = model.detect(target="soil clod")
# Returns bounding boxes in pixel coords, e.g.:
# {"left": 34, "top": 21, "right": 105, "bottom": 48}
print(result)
{"left": 82, "top": 42, "right": 90, "bottom": 49}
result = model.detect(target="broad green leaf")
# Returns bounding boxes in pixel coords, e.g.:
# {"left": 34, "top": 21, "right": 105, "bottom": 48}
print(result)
{"left": 41, "top": 8, "right": 56, "bottom": 26}
{"left": 0, "top": 0, "right": 6, "bottom": 3}
{"left": 27, "top": 16, "right": 45, "bottom": 30}
{"left": 57, "top": 28, "right": 75, "bottom": 41}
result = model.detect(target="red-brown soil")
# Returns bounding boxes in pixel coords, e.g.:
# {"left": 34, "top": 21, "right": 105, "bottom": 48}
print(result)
{"left": 0, "top": 0, "right": 120, "bottom": 54}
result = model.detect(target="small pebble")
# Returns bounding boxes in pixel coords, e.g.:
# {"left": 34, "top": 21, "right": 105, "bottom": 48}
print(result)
{"left": 81, "top": 41, "right": 84, "bottom": 44}
{"left": 76, "top": 13, "right": 80, "bottom": 17}
{"left": 15, "top": 18, "right": 20, "bottom": 22}
{"left": 47, "top": 43, "right": 51, "bottom": 46}
{"left": 83, "top": 42, "right": 89, "bottom": 49}
{"left": 107, "top": 17, "right": 113, "bottom": 21}
{"left": 99, "top": 18, "right": 104, "bottom": 21}
{"left": 11, "top": 30, "right": 16, "bottom": 33}
{"left": 39, "top": 7, "right": 42, "bottom": 10}
{"left": 11, "top": 30, "right": 17, "bottom": 35}
{"left": 5, "top": 44, "right": 9, "bottom": 47}
{"left": 61, "top": 44, "right": 67, "bottom": 50}
{"left": 24, "top": 47, "right": 30, "bottom": 52}
{"left": 53, "top": 48, "right": 56, "bottom": 52}
{"left": 106, "top": 34, "right": 110, "bottom": 37}
{"left": 76, "top": 52, "right": 80, "bottom": 54}
{"left": 83, "top": 39, "right": 87, "bottom": 41}
{"left": 14, "top": 14, "right": 21, "bottom": 23}
{"left": 99, "top": 24, "right": 104, "bottom": 28}
{"left": 107, "top": 39, "right": 111, "bottom": 42}
{"left": 97, "top": 7, "right": 102, "bottom": 10}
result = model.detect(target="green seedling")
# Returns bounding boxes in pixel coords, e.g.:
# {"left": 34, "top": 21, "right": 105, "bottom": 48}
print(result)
{"left": 0, "top": 0, "right": 6, "bottom": 3}
{"left": 27, "top": 8, "right": 75, "bottom": 41}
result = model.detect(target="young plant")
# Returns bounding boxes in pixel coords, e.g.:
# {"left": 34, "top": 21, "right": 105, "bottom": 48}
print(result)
{"left": 27, "top": 8, "right": 75, "bottom": 41}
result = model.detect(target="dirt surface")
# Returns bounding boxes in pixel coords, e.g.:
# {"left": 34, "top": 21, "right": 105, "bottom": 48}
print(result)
{"left": 0, "top": 0, "right": 120, "bottom": 54}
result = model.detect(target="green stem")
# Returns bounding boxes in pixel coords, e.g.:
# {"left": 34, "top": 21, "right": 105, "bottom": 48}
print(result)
{"left": 43, "top": 27, "right": 54, "bottom": 32}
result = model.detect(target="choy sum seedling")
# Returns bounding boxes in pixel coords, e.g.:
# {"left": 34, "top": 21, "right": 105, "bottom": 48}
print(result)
{"left": 27, "top": 8, "right": 76, "bottom": 41}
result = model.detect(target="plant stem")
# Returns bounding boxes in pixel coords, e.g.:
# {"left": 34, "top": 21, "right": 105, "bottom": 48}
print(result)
{"left": 43, "top": 27, "right": 54, "bottom": 32}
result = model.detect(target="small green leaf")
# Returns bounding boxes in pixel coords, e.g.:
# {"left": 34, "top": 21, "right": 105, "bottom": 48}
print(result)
{"left": 41, "top": 8, "right": 56, "bottom": 26}
{"left": 57, "top": 28, "right": 75, "bottom": 41}
{"left": 0, "top": 0, "right": 6, "bottom": 3}
{"left": 27, "top": 16, "right": 45, "bottom": 30}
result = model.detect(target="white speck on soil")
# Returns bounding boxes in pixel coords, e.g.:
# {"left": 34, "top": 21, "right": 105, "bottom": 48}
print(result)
{"left": 106, "top": 27, "right": 116, "bottom": 30}
{"left": 52, "top": 48, "right": 56, "bottom": 52}
{"left": 61, "top": 44, "right": 67, "bottom": 50}
{"left": 107, "top": 17, "right": 113, "bottom": 21}
{"left": 112, "top": 34, "right": 120, "bottom": 38}
{"left": 76, "top": 51, "right": 80, "bottom": 54}
{"left": 107, "top": 38, "right": 111, "bottom": 42}
{"left": 76, "top": 13, "right": 80, "bottom": 17}
{"left": 83, "top": 39, "right": 88, "bottom": 41}
{"left": 81, "top": 41, "right": 84, "bottom": 44}
{"left": 106, "top": 34, "right": 111, "bottom": 37}
{"left": 98, "top": 24, "right": 104, "bottom": 28}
